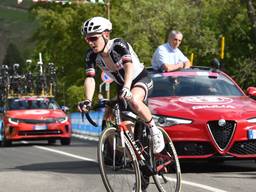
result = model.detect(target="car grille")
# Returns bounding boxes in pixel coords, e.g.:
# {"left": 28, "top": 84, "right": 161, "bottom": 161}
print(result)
{"left": 230, "top": 140, "right": 256, "bottom": 155}
{"left": 19, "top": 130, "right": 63, "bottom": 136}
{"left": 207, "top": 120, "right": 236, "bottom": 150}
{"left": 17, "top": 119, "right": 57, "bottom": 124}
{"left": 175, "top": 141, "right": 215, "bottom": 156}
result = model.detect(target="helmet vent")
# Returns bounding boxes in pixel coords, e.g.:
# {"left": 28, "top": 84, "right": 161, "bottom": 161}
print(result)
{"left": 93, "top": 25, "right": 100, "bottom": 30}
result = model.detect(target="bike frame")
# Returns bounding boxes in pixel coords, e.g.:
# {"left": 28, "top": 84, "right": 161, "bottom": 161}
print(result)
{"left": 112, "top": 102, "right": 156, "bottom": 175}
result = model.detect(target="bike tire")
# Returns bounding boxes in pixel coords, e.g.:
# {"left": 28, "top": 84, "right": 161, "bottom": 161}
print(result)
{"left": 152, "top": 127, "right": 182, "bottom": 192}
{"left": 97, "top": 127, "right": 141, "bottom": 192}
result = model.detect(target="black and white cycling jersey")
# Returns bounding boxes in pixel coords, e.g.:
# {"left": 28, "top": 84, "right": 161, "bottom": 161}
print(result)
{"left": 84, "top": 38, "right": 146, "bottom": 85}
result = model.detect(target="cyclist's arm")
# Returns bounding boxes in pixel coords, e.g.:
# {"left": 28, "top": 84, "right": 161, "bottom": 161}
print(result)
{"left": 84, "top": 77, "right": 95, "bottom": 101}
{"left": 123, "top": 62, "right": 133, "bottom": 89}
{"left": 84, "top": 49, "right": 97, "bottom": 101}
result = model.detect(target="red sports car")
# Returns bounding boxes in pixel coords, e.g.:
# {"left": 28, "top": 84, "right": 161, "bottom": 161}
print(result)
{"left": 148, "top": 66, "right": 256, "bottom": 160}
{"left": 0, "top": 96, "right": 71, "bottom": 146}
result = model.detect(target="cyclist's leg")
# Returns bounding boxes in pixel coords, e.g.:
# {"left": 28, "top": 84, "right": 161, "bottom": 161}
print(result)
{"left": 129, "top": 78, "right": 165, "bottom": 154}
{"left": 152, "top": 127, "right": 182, "bottom": 192}
{"left": 134, "top": 122, "right": 151, "bottom": 191}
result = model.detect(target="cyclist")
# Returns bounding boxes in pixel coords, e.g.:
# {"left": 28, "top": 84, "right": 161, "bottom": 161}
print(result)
{"left": 78, "top": 16, "right": 164, "bottom": 154}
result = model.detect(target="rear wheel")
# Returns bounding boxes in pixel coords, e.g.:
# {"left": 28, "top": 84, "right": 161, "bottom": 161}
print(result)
{"left": 98, "top": 127, "right": 141, "bottom": 192}
{"left": 152, "top": 127, "right": 182, "bottom": 192}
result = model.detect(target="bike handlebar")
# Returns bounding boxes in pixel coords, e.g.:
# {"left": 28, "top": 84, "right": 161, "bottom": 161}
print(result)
{"left": 80, "top": 98, "right": 129, "bottom": 127}
{"left": 81, "top": 111, "right": 98, "bottom": 127}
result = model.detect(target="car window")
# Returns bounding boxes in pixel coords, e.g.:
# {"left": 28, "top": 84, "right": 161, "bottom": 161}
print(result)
{"left": 7, "top": 98, "right": 61, "bottom": 110}
{"left": 150, "top": 74, "right": 243, "bottom": 97}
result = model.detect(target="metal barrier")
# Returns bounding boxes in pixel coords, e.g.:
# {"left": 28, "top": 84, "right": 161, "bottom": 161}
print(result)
{"left": 70, "top": 109, "right": 104, "bottom": 137}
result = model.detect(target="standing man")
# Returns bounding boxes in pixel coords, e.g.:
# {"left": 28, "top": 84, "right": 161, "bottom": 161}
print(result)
{"left": 152, "top": 30, "right": 191, "bottom": 72}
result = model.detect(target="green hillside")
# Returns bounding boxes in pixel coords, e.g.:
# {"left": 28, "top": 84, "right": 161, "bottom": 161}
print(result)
{"left": 0, "top": 0, "right": 33, "bottom": 9}
{"left": 0, "top": 0, "right": 36, "bottom": 64}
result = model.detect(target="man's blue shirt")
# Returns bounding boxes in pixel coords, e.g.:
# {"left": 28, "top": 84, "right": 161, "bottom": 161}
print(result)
{"left": 152, "top": 43, "right": 189, "bottom": 71}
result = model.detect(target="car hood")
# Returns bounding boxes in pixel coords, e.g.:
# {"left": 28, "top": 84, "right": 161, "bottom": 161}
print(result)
{"left": 5, "top": 109, "right": 66, "bottom": 119}
{"left": 149, "top": 96, "right": 256, "bottom": 120}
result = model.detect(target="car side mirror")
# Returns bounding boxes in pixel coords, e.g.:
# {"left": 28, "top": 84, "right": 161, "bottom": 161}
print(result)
{"left": 247, "top": 87, "right": 256, "bottom": 97}
{"left": 61, "top": 106, "right": 69, "bottom": 113}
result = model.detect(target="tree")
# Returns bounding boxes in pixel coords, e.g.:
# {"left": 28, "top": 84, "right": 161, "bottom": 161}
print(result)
{"left": 2, "top": 43, "right": 24, "bottom": 73}
{"left": 29, "top": 0, "right": 256, "bottom": 109}
{"left": 245, "top": 0, "right": 256, "bottom": 44}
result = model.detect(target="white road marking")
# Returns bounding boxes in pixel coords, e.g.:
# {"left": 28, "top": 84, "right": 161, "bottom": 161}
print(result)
{"left": 34, "top": 145, "right": 97, "bottom": 163}
{"left": 33, "top": 144, "right": 228, "bottom": 192}
{"left": 72, "top": 133, "right": 99, "bottom": 141}
{"left": 181, "top": 180, "right": 228, "bottom": 192}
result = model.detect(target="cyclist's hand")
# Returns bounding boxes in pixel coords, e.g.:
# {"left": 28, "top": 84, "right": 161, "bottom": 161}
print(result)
{"left": 120, "top": 87, "right": 132, "bottom": 100}
{"left": 78, "top": 99, "right": 92, "bottom": 113}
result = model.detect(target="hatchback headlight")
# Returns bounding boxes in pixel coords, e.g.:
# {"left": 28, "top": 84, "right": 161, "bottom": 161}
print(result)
{"left": 8, "top": 118, "right": 19, "bottom": 125}
{"left": 56, "top": 116, "right": 68, "bottom": 123}
{"left": 247, "top": 117, "right": 256, "bottom": 123}
{"left": 153, "top": 115, "right": 192, "bottom": 127}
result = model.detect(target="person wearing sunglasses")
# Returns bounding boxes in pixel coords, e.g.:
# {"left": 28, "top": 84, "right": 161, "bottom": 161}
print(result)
{"left": 78, "top": 16, "right": 164, "bottom": 156}
{"left": 152, "top": 30, "right": 191, "bottom": 72}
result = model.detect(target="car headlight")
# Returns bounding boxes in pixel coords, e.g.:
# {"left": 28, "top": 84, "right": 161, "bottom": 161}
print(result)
{"left": 8, "top": 118, "right": 19, "bottom": 125}
{"left": 153, "top": 115, "right": 192, "bottom": 127}
{"left": 56, "top": 116, "right": 68, "bottom": 123}
{"left": 247, "top": 117, "right": 256, "bottom": 123}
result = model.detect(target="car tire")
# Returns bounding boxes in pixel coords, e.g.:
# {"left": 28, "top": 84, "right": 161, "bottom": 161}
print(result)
{"left": 60, "top": 138, "right": 71, "bottom": 145}
{"left": 1, "top": 124, "right": 12, "bottom": 147}
{"left": 48, "top": 139, "right": 56, "bottom": 145}
{"left": 1, "top": 135, "right": 12, "bottom": 147}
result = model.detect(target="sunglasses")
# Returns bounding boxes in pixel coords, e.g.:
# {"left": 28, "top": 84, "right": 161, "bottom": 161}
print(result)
{"left": 86, "top": 36, "right": 100, "bottom": 42}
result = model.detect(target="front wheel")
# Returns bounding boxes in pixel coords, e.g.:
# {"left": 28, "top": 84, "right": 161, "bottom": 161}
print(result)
{"left": 152, "top": 127, "right": 182, "bottom": 192}
{"left": 60, "top": 138, "right": 71, "bottom": 145}
{"left": 1, "top": 125, "right": 12, "bottom": 147}
{"left": 1, "top": 135, "right": 12, "bottom": 147}
{"left": 97, "top": 127, "right": 141, "bottom": 192}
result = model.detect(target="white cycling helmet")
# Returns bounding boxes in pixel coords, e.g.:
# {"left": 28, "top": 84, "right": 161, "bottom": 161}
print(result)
{"left": 81, "top": 16, "right": 112, "bottom": 36}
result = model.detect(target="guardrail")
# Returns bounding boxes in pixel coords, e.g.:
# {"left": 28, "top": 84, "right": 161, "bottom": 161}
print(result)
{"left": 70, "top": 109, "right": 104, "bottom": 137}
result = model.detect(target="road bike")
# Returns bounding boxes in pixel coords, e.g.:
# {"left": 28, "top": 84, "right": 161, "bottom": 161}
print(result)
{"left": 84, "top": 99, "right": 181, "bottom": 192}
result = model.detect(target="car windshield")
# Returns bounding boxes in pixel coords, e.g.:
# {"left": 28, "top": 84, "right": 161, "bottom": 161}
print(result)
{"left": 150, "top": 73, "right": 244, "bottom": 97}
{"left": 6, "top": 98, "right": 60, "bottom": 110}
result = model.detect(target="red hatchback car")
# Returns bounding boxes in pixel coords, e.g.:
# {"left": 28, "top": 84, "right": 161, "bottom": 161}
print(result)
{"left": 148, "top": 66, "right": 256, "bottom": 161}
{"left": 0, "top": 96, "right": 71, "bottom": 146}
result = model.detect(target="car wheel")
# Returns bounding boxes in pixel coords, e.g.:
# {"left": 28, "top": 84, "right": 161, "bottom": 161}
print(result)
{"left": 1, "top": 124, "right": 12, "bottom": 147}
{"left": 60, "top": 138, "right": 71, "bottom": 145}
{"left": 48, "top": 139, "right": 56, "bottom": 145}
{"left": 1, "top": 134, "right": 12, "bottom": 147}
